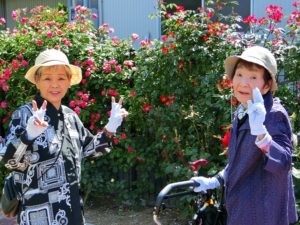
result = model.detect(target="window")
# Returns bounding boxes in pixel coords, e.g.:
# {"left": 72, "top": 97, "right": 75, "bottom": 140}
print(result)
{"left": 163, "top": 0, "right": 203, "bottom": 11}
{"left": 161, "top": 0, "right": 203, "bottom": 34}
{"left": 70, "top": 0, "right": 84, "bottom": 6}
{"left": 218, "top": 0, "right": 251, "bottom": 32}
{"left": 86, "top": 0, "right": 98, "bottom": 9}
{"left": 162, "top": 0, "right": 251, "bottom": 32}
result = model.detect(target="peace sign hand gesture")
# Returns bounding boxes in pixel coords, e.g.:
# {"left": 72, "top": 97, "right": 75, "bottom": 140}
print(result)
{"left": 105, "top": 97, "right": 129, "bottom": 133}
{"left": 247, "top": 88, "right": 267, "bottom": 136}
{"left": 26, "top": 100, "right": 48, "bottom": 140}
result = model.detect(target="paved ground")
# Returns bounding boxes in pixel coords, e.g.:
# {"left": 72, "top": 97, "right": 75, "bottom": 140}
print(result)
{"left": 0, "top": 212, "right": 95, "bottom": 225}
{"left": 0, "top": 211, "right": 96, "bottom": 225}
{"left": 0, "top": 203, "right": 181, "bottom": 225}
{"left": 0, "top": 209, "right": 96, "bottom": 225}
{"left": 0, "top": 211, "right": 17, "bottom": 225}
{"left": 0, "top": 201, "right": 17, "bottom": 225}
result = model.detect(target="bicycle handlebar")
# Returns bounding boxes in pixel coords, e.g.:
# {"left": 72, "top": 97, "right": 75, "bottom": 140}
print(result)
{"left": 153, "top": 180, "right": 199, "bottom": 220}
{"left": 153, "top": 177, "right": 226, "bottom": 225}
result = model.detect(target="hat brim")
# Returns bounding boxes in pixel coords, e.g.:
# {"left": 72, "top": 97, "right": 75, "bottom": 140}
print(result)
{"left": 25, "top": 61, "right": 82, "bottom": 86}
{"left": 224, "top": 55, "right": 277, "bottom": 91}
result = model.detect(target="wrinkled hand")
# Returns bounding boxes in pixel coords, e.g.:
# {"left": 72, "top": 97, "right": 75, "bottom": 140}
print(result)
{"left": 26, "top": 100, "right": 48, "bottom": 140}
{"left": 105, "top": 97, "right": 128, "bottom": 133}
{"left": 247, "top": 88, "right": 267, "bottom": 135}
{"left": 191, "top": 176, "right": 220, "bottom": 193}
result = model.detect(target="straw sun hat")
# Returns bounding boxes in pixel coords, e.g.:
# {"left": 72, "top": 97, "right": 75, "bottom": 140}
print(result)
{"left": 25, "top": 49, "right": 82, "bottom": 86}
{"left": 224, "top": 46, "right": 277, "bottom": 92}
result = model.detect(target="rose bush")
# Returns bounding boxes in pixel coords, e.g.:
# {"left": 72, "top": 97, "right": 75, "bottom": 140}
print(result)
{"left": 126, "top": 2, "right": 239, "bottom": 201}
{"left": 126, "top": 2, "right": 300, "bottom": 215}
{"left": 0, "top": 4, "right": 138, "bottom": 196}
{"left": 0, "top": 0, "right": 299, "bottom": 217}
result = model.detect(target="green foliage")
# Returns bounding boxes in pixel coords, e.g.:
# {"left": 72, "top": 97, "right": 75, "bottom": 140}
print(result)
{"left": 0, "top": 5, "right": 137, "bottom": 201}
{"left": 0, "top": 2, "right": 299, "bottom": 218}
{"left": 129, "top": 2, "right": 236, "bottom": 196}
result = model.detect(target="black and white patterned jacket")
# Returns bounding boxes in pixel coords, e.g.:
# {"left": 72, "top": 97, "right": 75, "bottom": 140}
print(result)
{"left": 0, "top": 94, "right": 112, "bottom": 225}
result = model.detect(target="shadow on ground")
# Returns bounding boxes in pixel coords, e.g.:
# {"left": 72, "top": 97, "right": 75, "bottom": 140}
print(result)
{"left": 84, "top": 195, "right": 186, "bottom": 225}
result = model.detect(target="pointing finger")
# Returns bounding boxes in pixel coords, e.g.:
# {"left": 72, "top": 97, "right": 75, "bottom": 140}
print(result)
{"left": 41, "top": 100, "right": 47, "bottom": 110}
{"left": 253, "top": 87, "right": 264, "bottom": 104}
{"left": 118, "top": 97, "right": 124, "bottom": 105}
{"left": 111, "top": 97, "right": 115, "bottom": 104}
{"left": 32, "top": 100, "right": 38, "bottom": 112}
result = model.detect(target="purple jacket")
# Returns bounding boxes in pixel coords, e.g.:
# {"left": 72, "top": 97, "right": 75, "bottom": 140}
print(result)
{"left": 224, "top": 91, "right": 298, "bottom": 225}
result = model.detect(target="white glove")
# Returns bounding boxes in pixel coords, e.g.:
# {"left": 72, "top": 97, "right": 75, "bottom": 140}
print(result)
{"left": 26, "top": 100, "right": 48, "bottom": 140}
{"left": 191, "top": 176, "right": 220, "bottom": 193}
{"left": 105, "top": 97, "right": 128, "bottom": 133}
{"left": 247, "top": 88, "right": 267, "bottom": 135}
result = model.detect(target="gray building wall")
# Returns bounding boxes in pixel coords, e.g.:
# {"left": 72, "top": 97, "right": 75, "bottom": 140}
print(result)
{"left": 68, "top": 0, "right": 160, "bottom": 46}
{"left": 100, "top": 0, "right": 160, "bottom": 40}
{"left": 1, "top": 0, "right": 295, "bottom": 40}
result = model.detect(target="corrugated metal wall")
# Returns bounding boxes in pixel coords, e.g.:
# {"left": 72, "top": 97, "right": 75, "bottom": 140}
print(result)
{"left": 5, "top": 0, "right": 68, "bottom": 28}
{"left": 101, "top": 0, "right": 160, "bottom": 41}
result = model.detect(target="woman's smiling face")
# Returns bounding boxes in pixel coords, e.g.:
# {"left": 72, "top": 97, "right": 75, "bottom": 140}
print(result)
{"left": 232, "top": 63, "right": 270, "bottom": 108}
{"left": 35, "top": 65, "right": 71, "bottom": 109}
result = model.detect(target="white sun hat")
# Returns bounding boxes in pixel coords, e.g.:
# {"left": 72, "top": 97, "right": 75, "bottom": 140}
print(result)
{"left": 25, "top": 49, "right": 82, "bottom": 86}
{"left": 224, "top": 46, "right": 277, "bottom": 92}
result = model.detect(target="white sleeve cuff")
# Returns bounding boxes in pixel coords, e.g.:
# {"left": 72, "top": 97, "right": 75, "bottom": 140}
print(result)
{"left": 255, "top": 132, "right": 272, "bottom": 154}
{"left": 218, "top": 169, "right": 225, "bottom": 178}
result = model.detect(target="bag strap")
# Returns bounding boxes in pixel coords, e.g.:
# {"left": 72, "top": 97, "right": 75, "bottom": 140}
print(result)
{"left": 4, "top": 174, "right": 18, "bottom": 201}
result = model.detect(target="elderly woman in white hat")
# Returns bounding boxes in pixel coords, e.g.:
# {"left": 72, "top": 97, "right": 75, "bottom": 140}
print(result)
{"left": 0, "top": 49, "right": 128, "bottom": 225}
{"left": 191, "top": 46, "right": 298, "bottom": 225}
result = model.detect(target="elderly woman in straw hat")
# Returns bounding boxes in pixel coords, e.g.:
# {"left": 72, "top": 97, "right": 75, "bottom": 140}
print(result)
{"left": 191, "top": 46, "right": 298, "bottom": 225}
{"left": 0, "top": 49, "right": 128, "bottom": 225}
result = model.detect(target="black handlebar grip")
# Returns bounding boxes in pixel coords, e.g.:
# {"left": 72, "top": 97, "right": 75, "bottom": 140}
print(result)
{"left": 192, "top": 180, "right": 200, "bottom": 187}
